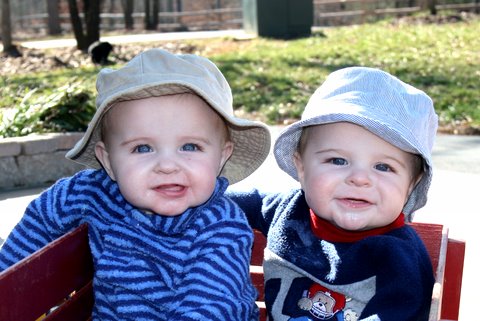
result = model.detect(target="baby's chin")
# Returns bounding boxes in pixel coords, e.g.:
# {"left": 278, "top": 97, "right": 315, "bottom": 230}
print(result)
{"left": 139, "top": 206, "right": 187, "bottom": 217}
{"left": 333, "top": 212, "right": 372, "bottom": 231}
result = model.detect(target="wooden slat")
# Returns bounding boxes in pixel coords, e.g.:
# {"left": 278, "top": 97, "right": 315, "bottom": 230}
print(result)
{"left": 409, "top": 222, "right": 445, "bottom": 273}
{"left": 256, "top": 300, "right": 267, "bottom": 321}
{"left": 419, "top": 224, "right": 448, "bottom": 321}
{"left": 440, "top": 238, "right": 466, "bottom": 320}
{"left": 251, "top": 230, "right": 266, "bottom": 266}
{"left": 250, "top": 265, "right": 265, "bottom": 301}
{"left": 0, "top": 224, "right": 93, "bottom": 321}
{"left": 43, "top": 280, "right": 94, "bottom": 321}
{"left": 252, "top": 230, "right": 267, "bottom": 321}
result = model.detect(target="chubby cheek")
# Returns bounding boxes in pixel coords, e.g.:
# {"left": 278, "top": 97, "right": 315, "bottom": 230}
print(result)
{"left": 196, "top": 181, "right": 217, "bottom": 205}
{"left": 190, "top": 168, "right": 217, "bottom": 197}
{"left": 386, "top": 177, "right": 414, "bottom": 209}
{"left": 116, "top": 167, "right": 143, "bottom": 186}
{"left": 120, "top": 184, "right": 135, "bottom": 198}
{"left": 304, "top": 179, "right": 330, "bottom": 211}
{"left": 301, "top": 166, "right": 330, "bottom": 195}
{"left": 110, "top": 163, "right": 148, "bottom": 195}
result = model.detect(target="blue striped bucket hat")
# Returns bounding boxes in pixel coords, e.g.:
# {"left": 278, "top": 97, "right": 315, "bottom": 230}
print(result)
{"left": 274, "top": 67, "right": 438, "bottom": 218}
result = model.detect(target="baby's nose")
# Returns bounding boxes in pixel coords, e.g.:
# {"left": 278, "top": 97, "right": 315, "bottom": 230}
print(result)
{"left": 153, "top": 151, "right": 180, "bottom": 174}
{"left": 346, "top": 167, "right": 371, "bottom": 187}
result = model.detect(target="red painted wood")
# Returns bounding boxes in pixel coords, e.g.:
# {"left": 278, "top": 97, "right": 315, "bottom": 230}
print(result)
{"left": 251, "top": 230, "right": 266, "bottom": 266}
{"left": 0, "top": 224, "right": 93, "bottom": 321}
{"left": 43, "top": 280, "right": 94, "bottom": 321}
{"left": 409, "top": 222, "right": 444, "bottom": 273}
{"left": 0, "top": 221, "right": 464, "bottom": 321}
{"left": 440, "top": 239, "right": 465, "bottom": 320}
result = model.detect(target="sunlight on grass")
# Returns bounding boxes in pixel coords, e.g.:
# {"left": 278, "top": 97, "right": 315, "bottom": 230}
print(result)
{"left": 1, "top": 17, "right": 479, "bottom": 137}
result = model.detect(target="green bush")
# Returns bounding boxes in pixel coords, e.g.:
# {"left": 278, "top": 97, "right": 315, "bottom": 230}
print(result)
{"left": 0, "top": 82, "right": 95, "bottom": 137}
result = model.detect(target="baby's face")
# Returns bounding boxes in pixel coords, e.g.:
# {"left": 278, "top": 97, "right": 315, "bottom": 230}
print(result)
{"left": 294, "top": 122, "right": 418, "bottom": 231}
{"left": 95, "top": 93, "right": 233, "bottom": 216}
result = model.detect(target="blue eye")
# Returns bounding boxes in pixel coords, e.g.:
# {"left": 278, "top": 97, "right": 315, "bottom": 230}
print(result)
{"left": 181, "top": 143, "right": 200, "bottom": 152}
{"left": 134, "top": 145, "right": 153, "bottom": 153}
{"left": 329, "top": 158, "right": 347, "bottom": 166}
{"left": 375, "top": 163, "right": 392, "bottom": 172}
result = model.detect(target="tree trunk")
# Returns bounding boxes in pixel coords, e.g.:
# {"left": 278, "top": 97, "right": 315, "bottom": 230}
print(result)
{"left": 428, "top": 0, "right": 437, "bottom": 15}
{"left": 1, "top": 0, "right": 12, "bottom": 48}
{"left": 144, "top": 0, "right": 159, "bottom": 30}
{"left": 84, "top": 0, "right": 101, "bottom": 46}
{"left": 152, "top": 0, "right": 159, "bottom": 28}
{"left": 68, "top": 0, "right": 101, "bottom": 51}
{"left": 47, "top": 0, "right": 62, "bottom": 35}
{"left": 421, "top": 0, "right": 437, "bottom": 15}
{"left": 1, "top": 0, "right": 20, "bottom": 56}
{"left": 121, "top": 0, "right": 134, "bottom": 29}
{"left": 68, "top": 0, "right": 87, "bottom": 50}
{"left": 144, "top": 0, "right": 151, "bottom": 29}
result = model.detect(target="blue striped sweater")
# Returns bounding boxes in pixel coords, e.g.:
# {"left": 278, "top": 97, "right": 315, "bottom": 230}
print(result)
{"left": 0, "top": 169, "right": 259, "bottom": 321}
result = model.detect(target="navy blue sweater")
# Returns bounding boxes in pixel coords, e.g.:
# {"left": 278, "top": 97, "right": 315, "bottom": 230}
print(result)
{"left": 0, "top": 169, "right": 259, "bottom": 321}
{"left": 227, "top": 188, "right": 434, "bottom": 321}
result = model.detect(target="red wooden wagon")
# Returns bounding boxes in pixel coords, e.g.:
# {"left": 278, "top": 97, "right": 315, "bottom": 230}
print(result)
{"left": 0, "top": 222, "right": 465, "bottom": 321}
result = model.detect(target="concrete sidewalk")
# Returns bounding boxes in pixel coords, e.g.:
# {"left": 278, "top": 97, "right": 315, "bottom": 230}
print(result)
{"left": 17, "top": 29, "right": 252, "bottom": 50}
{"left": 1, "top": 126, "right": 479, "bottom": 319}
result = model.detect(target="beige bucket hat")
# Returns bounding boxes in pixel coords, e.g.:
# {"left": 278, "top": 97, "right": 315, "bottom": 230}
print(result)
{"left": 66, "top": 48, "right": 271, "bottom": 184}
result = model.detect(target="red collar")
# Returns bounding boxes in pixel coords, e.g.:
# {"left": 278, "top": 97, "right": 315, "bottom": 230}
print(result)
{"left": 310, "top": 209, "right": 405, "bottom": 243}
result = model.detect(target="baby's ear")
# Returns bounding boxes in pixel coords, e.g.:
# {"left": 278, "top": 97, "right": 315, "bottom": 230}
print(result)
{"left": 408, "top": 173, "right": 423, "bottom": 197}
{"left": 219, "top": 141, "right": 234, "bottom": 170}
{"left": 293, "top": 151, "right": 305, "bottom": 184}
{"left": 95, "top": 141, "right": 116, "bottom": 181}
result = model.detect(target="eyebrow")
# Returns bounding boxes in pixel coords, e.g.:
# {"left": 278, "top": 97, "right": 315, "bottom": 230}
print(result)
{"left": 315, "top": 148, "right": 409, "bottom": 167}
{"left": 378, "top": 154, "right": 409, "bottom": 169}
{"left": 182, "top": 136, "right": 213, "bottom": 145}
{"left": 313, "top": 148, "right": 344, "bottom": 155}
{"left": 119, "top": 137, "right": 150, "bottom": 147}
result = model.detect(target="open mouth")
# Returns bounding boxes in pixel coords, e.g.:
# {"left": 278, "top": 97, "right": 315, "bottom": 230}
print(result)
{"left": 339, "top": 198, "right": 372, "bottom": 208}
{"left": 154, "top": 184, "right": 186, "bottom": 196}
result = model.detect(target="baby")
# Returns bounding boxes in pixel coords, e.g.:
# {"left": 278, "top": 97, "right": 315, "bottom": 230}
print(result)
{"left": 228, "top": 66, "right": 438, "bottom": 320}
{"left": 0, "top": 48, "right": 271, "bottom": 320}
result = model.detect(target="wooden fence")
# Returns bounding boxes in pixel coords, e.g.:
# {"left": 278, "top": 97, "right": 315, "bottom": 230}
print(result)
{"left": 12, "top": 0, "right": 480, "bottom": 35}
{"left": 313, "top": 0, "right": 480, "bottom": 25}
{"left": 14, "top": 7, "right": 243, "bottom": 34}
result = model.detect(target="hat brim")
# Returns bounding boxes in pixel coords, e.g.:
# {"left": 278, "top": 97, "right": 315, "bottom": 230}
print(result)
{"left": 66, "top": 81, "right": 271, "bottom": 184}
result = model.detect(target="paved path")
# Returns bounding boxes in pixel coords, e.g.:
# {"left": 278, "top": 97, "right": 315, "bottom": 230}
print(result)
{"left": 1, "top": 129, "right": 478, "bottom": 319}
{"left": 15, "top": 29, "right": 252, "bottom": 50}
